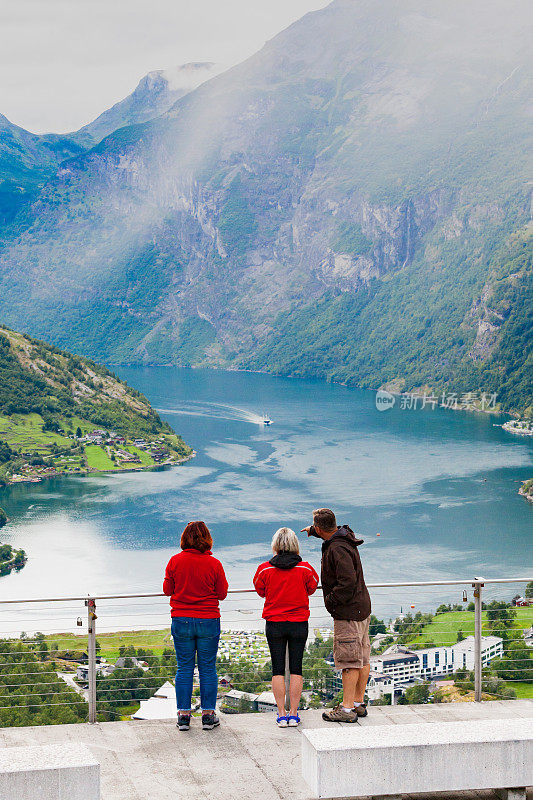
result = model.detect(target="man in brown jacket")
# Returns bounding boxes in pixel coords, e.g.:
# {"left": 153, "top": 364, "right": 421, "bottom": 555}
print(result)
{"left": 302, "top": 508, "right": 371, "bottom": 723}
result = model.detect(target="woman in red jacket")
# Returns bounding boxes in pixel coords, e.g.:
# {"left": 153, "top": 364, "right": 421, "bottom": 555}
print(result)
{"left": 253, "top": 527, "right": 319, "bottom": 727}
{"left": 163, "top": 521, "right": 228, "bottom": 732}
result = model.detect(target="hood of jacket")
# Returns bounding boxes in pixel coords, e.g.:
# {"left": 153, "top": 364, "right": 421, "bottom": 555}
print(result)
{"left": 320, "top": 525, "right": 371, "bottom": 621}
{"left": 322, "top": 525, "right": 364, "bottom": 552}
{"left": 269, "top": 552, "right": 302, "bottom": 570}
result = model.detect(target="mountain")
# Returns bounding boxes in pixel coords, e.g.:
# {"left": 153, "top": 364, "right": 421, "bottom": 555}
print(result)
{"left": 70, "top": 62, "right": 221, "bottom": 147}
{"left": 0, "top": 326, "right": 191, "bottom": 484}
{"left": 0, "top": 114, "right": 83, "bottom": 226}
{"left": 0, "top": 0, "right": 531, "bottom": 414}
{"left": 0, "top": 63, "right": 220, "bottom": 227}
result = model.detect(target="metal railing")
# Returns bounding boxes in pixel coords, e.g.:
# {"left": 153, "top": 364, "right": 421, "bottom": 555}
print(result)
{"left": 0, "top": 574, "right": 530, "bottom": 724}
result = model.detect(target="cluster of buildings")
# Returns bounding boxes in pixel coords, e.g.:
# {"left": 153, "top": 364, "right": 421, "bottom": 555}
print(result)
{"left": 82, "top": 429, "right": 125, "bottom": 445}
{"left": 131, "top": 437, "right": 170, "bottom": 463}
{"left": 81, "top": 429, "right": 172, "bottom": 465}
{"left": 7, "top": 425, "right": 180, "bottom": 485}
{"left": 73, "top": 624, "right": 526, "bottom": 719}
{"left": 222, "top": 689, "right": 278, "bottom": 713}
{"left": 373, "top": 636, "right": 504, "bottom": 680}
{"left": 514, "top": 597, "right": 532, "bottom": 607}
{"left": 326, "top": 635, "right": 504, "bottom": 703}
{"left": 10, "top": 465, "right": 59, "bottom": 483}
{"left": 79, "top": 622, "right": 530, "bottom": 719}
{"left": 76, "top": 655, "right": 149, "bottom": 684}
{"left": 132, "top": 684, "right": 280, "bottom": 720}
{"left": 218, "top": 631, "right": 270, "bottom": 664}
{"left": 502, "top": 419, "right": 533, "bottom": 436}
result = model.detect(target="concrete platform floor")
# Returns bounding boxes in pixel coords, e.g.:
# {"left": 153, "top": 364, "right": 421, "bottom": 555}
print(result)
{"left": 0, "top": 700, "right": 531, "bottom": 800}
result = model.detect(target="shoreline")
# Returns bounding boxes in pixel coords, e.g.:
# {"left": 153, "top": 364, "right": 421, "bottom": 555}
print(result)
{"left": 4, "top": 451, "right": 196, "bottom": 486}
{"left": 519, "top": 480, "right": 533, "bottom": 503}
{"left": 113, "top": 362, "right": 522, "bottom": 422}
{"left": 502, "top": 420, "right": 533, "bottom": 436}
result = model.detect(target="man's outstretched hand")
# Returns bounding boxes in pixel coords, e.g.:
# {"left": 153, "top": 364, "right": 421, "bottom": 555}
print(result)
{"left": 302, "top": 525, "right": 320, "bottom": 538}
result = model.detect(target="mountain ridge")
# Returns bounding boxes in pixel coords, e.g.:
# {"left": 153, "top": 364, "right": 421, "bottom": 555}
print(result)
{"left": 70, "top": 61, "right": 222, "bottom": 147}
{"left": 0, "top": 0, "right": 531, "bottom": 414}
{"left": 0, "top": 61, "right": 222, "bottom": 228}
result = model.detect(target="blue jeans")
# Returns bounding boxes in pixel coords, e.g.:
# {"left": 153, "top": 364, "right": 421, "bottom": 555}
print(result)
{"left": 171, "top": 616, "right": 220, "bottom": 712}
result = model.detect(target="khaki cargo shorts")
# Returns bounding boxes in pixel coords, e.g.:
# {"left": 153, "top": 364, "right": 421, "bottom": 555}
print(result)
{"left": 333, "top": 616, "right": 371, "bottom": 670}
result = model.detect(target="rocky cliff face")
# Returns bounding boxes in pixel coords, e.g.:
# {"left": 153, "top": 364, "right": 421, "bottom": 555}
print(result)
{"left": 0, "top": 62, "right": 221, "bottom": 229}
{"left": 0, "top": 0, "right": 531, "bottom": 410}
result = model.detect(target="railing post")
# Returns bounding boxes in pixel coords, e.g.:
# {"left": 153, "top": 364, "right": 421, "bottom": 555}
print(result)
{"left": 86, "top": 597, "right": 97, "bottom": 723}
{"left": 473, "top": 578, "right": 484, "bottom": 702}
{"left": 284, "top": 644, "right": 290, "bottom": 712}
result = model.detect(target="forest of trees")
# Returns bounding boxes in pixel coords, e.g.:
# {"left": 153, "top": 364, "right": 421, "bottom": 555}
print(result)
{"left": 0, "top": 639, "right": 87, "bottom": 727}
{"left": 246, "top": 237, "right": 532, "bottom": 417}
{"left": 0, "top": 542, "right": 26, "bottom": 576}
{"left": 0, "top": 328, "right": 175, "bottom": 438}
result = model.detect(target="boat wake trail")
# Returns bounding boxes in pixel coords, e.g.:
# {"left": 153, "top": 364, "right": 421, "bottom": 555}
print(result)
{"left": 157, "top": 402, "right": 266, "bottom": 425}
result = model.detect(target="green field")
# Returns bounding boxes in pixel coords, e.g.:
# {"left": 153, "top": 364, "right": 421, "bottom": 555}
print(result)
{"left": 0, "top": 412, "right": 72, "bottom": 451}
{"left": 85, "top": 444, "right": 156, "bottom": 471}
{"left": 126, "top": 445, "right": 154, "bottom": 467}
{"left": 44, "top": 628, "right": 173, "bottom": 661}
{"left": 511, "top": 682, "right": 533, "bottom": 699}
{"left": 408, "top": 608, "right": 533, "bottom": 647}
{"left": 52, "top": 453, "right": 85, "bottom": 471}
{"left": 43, "top": 628, "right": 266, "bottom": 661}
{"left": 84, "top": 445, "right": 117, "bottom": 470}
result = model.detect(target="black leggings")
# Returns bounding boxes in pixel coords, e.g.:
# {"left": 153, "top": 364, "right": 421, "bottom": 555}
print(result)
{"left": 265, "top": 620, "right": 309, "bottom": 676}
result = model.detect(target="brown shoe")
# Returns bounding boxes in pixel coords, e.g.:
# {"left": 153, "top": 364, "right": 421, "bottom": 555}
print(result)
{"left": 354, "top": 704, "right": 368, "bottom": 717}
{"left": 322, "top": 705, "right": 358, "bottom": 723}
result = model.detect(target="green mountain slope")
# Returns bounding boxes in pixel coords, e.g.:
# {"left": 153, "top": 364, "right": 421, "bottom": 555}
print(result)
{"left": 0, "top": 326, "right": 191, "bottom": 484}
{"left": 0, "top": 114, "right": 84, "bottom": 227}
{"left": 0, "top": 64, "right": 220, "bottom": 228}
{"left": 0, "top": 0, "right": 531, "bottom": 412}
{"left": 245, "top": 232, "right": 533, "bottom": 416}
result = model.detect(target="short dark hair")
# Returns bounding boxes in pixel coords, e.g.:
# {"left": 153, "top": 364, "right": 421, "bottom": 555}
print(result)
{"left": 181, "top": 521, "right": 213, "bottom": 553}
{"left": 313, "top": 508, "right": 337, "bottom": 532}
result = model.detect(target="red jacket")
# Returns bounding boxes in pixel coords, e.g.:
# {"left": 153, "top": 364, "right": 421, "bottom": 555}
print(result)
{"left": 253, "top": 553, "right": 319, "bottom": 622}
{"left": 163, "top": 549, "right": 228, "bottom": 618}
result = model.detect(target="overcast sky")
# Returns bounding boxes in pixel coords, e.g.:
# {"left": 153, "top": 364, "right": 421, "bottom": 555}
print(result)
{"left": 1, "top": 0, "right": 330, "bottom": 134}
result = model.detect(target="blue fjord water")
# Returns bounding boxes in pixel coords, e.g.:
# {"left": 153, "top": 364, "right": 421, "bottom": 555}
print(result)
{"left": 0, "top": 367, "right": 531, "bottom": 628}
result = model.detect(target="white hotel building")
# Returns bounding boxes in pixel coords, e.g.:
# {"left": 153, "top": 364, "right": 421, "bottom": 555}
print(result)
{"left": 370, "top": 635, "right": 503, "bottom": 683}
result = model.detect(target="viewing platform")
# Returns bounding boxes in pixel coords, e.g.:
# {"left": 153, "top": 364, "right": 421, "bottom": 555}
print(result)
{"left": 1, "top": 700, "right": 531, "bottom": 800}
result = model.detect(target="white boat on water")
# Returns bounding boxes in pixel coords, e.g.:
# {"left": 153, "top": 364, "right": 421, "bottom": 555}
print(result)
{"left": 261, "top": 414, "right": 272, "bottom": 426}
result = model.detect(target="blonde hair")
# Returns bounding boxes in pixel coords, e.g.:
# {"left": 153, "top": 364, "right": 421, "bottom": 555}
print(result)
{"left": 271, "top": 527, "right": 300, "bottom": 554}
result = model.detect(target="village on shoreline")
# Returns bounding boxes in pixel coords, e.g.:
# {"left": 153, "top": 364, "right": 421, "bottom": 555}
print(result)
{"left": 4, "top": 426, "right": 195, "bottom": 486}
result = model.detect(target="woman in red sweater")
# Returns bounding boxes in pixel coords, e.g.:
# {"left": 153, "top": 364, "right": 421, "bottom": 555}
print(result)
{"left": 163, "top": 521, "right": 228, "bottom": 731}
{"left": 253, "top": 527, "right": 319, "bottom": 727}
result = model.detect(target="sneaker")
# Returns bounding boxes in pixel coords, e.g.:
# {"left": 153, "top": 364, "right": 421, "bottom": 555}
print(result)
{"left": 287, "top": 714, "right": 301, "bottom": 727}
{"left": 202, "top": 711, "right": 220, "bottom": 730}
{"left": 177, "top": 713, "right": 191, "bottom": 731}
{"left": 276, "top": 714, "right": 288, "bottom": 727}
{"left": 354, "top": 703, "right": 368, "bottom": 717}
{"left": 321, "top": 705, "right": 358, "bottom": 723}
